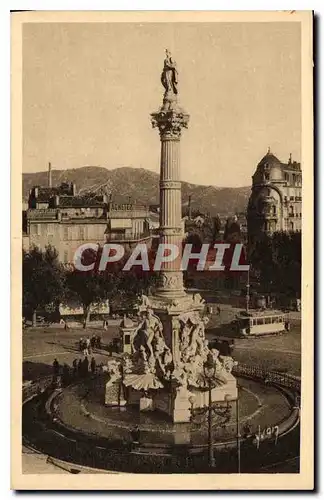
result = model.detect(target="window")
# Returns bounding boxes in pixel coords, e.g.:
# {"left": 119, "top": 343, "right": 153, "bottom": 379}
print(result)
{"left": 264, "top": 173, "right": 270, "bottom": 181}
{"left": 63, "top": 226, "right": 69, "bottom": 241}
{"left": 124, "top": 334, "right": 130, "bottom": 345}
{"left": 79, "top": 226, "right": 85, "bottom": 240}
{"left": 273, "top": 205, "right": 277, "bottom": 215}
{"left": 31, "top": 224, "right": 39, "bottom": 236}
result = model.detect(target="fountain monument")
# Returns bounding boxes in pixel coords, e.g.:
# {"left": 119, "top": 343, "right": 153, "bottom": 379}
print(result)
{"left": 106, "top": 50, "right": 238, "bottom": 422}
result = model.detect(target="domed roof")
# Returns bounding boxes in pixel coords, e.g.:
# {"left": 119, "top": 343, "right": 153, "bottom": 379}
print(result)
{"left": 254, "top": 149, "right": 284, "bottom": 183}
{"left": 257, "top": 149, "right": 282, "bottom": 169}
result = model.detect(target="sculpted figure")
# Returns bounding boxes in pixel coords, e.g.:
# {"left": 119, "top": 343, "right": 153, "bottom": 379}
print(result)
{"left": 188, "top": 315, "right": 209, "bottom": 357}
{"left": 132, "top": 309, "right": 163, "bottom": 361}
{"left": 152, "top": 330, "right": 170, "bottom": 376}
{"left": 122, "top": 354, "right": 133, "bottom": 374}
{"left": 219, "top": 355, "right": 236, "bottom": 374}
{"left": 137, "top": 345, "right": 153, "bottom": 374}
{"left": 161, "top": 49, "right": 178, "bottom": 95}
{"left": 106, "top": 359, "right": 122, "bottom": 385}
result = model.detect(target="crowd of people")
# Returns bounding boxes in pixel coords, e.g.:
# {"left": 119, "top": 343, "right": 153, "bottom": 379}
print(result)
{"left": 52, "top": 355, "right": 98, "bottom": 385}
{"left": 79, "top": 335, "right": 102, "bottom": 355}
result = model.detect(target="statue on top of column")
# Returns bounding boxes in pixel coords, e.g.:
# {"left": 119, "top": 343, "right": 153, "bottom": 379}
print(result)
{"left": 161, "top": 49, "right": 178, "bottom": 96}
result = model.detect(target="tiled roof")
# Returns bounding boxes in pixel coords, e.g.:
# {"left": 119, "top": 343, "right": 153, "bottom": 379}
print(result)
{"left": 58, "top": 195, "right": 105, "bottom": 207}
{"left": 34, "top": 188, "right": 60, "bottom": 202}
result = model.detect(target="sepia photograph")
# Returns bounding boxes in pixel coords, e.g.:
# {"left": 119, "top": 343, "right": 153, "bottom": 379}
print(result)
{"left": 11, "top": 10, "right": 313, "bottom": 490}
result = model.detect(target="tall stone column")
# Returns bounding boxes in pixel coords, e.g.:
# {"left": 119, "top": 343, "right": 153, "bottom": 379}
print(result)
{"left": 151, "top": 84, "right": 189, "bottom": 299}
{"left": 106, "top": 51, "right": 237, "bottom": 424}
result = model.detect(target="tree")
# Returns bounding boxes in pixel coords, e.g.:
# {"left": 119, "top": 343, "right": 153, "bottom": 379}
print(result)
{"left": 65, "top": 269, "right": 118, "bottom": 328}
{"left": 23, "top": 246, "right": 66, "bottom": 326}
{"left": 111, "top": 250, "right": 160, "bottom": 312}
{"left": 249, "top": 231, "right": 301, "bottom": 300}
{"left": 212, "top": 215, "right": 222, "bottom": 241}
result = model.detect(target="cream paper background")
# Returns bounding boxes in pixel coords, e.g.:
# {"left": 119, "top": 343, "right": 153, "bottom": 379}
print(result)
{"left": 11, "top": 10, "right": 314, "bottom": 490}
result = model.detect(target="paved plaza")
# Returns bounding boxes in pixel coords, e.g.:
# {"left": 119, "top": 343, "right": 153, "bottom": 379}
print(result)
{"left": 23, "top": 311, "right": 301, "bottom": 381}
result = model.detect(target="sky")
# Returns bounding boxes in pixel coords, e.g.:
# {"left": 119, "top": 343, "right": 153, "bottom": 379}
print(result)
{"left": 23, "top": 22, "right": 301, "bottom": 187}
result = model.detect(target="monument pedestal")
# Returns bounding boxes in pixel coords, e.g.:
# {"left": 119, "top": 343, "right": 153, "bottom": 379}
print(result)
{"left": 171, "top": 385, "right": 192, "bottom": 423}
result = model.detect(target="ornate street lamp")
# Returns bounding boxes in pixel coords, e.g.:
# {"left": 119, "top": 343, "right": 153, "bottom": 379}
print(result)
{"left": 190, "top": 354, "right": 233, "bottom": 470}
{"left": 203, "top": 353, "right": 217, "bottom": 469}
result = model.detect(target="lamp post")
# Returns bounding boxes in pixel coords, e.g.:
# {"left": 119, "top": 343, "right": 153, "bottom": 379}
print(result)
{"left": 203, "top": 353, "right": 217, "bottom": 469}
{"left": 191, "top": 354, "right": 233, "bottom": 470}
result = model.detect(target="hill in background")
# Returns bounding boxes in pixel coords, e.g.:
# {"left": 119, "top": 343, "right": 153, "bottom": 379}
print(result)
{"left": 23, "top": 166, "right": 250, "bottom": 216}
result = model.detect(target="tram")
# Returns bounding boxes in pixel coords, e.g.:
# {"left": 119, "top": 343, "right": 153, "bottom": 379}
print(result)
{"left": 235, "top": 311, "right": 288, "bottom": 337}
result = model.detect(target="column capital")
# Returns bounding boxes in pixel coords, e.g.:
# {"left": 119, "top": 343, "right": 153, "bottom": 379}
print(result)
{"left": 151, "top": 107, "right": 189, "bottom": 140}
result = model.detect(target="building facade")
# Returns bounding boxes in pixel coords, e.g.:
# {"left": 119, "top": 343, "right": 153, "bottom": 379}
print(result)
{"left": 23, "top": 182, "right": 151, "bottom": 262}
{"left": 247, "top": 149, "right": 302, "bottom": 246}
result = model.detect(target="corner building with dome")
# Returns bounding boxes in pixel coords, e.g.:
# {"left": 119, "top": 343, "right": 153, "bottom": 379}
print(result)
{"left": 247, "top": 149, "right": 302, "bottom": 249}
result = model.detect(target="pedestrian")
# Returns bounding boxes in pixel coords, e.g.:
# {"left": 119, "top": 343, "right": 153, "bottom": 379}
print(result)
{"left": 97, "top": 335, "right": 102, "bottom": 349}
{"left": 72, "top": 358, "right": 78, "bottom": 377}
{"left": 285, "top": 321, "right": 291, "bottom": 332}
{"left": 83, "top": 356, "right": 89, "bottom": 376}
{"left": 131, "top": 425, "right": 140, "bottom": 448}
{"left": 90, "top": 357, "right": 96, "bottom": 374}
{"left": 77, "top": 358, "right": 82, "bottom": 376}
{"left": 79, "top": 337, "right": 84, "bottom": 352}
{"left": 91, "top": 335, "right": 96, "bottom": 350}
{"left": 53, "top": 358, "right": 60, "bottom": 376}
{"left": 217, "top": 306, "right": 221, "bottom": 316}
{"left": 82, "top": 337, "right": 89, "bottom": 356}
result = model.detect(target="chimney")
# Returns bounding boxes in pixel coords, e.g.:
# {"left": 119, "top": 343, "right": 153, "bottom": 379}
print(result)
{"left": 188, "top": 195, "right": 192, "bottom": 220}
{"left": 48, "top": 162, "right": 52, "bottom": 188}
